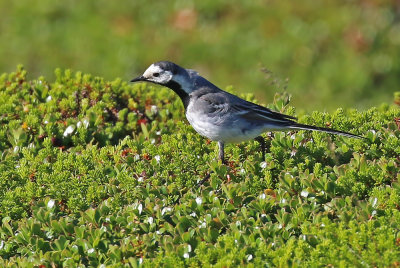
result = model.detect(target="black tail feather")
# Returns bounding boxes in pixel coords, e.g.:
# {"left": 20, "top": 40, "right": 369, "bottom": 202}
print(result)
{"left": 289, "top": 123, "right": 363, "bottom": 139}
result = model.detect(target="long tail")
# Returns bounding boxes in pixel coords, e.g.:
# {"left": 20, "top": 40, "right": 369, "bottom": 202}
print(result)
{"left": 289, "top": 122, "right": 363, "bottom": 139}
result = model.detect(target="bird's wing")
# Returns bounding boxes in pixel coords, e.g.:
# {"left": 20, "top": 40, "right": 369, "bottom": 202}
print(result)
{"left": 194, "top": 91, "right": 231, "bottom": 115}
{"left": 192, "top": 89, "right": 363, "bottom": 139}
{"left": 227, "top": 93, "right": 297, "bottom": 124}
{"left": 194, "top": 90, "right": 296, "bottom": 124}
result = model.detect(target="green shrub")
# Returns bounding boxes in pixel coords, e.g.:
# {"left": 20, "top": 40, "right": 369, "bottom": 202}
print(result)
{"left": 0, "top": 67, "right": 399, "bottom": 266}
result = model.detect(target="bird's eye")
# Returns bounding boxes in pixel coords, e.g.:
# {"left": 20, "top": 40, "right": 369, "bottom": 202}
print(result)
{"left": 153, "top": 73, "right": 160, "bottom": 77}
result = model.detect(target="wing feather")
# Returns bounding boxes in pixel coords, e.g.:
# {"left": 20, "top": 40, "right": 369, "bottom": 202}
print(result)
{"left": 193, "top": 89, "right": 296, "bottom": 125}
{"left": 229, "top": 95, "right": 296, "bottom": 124}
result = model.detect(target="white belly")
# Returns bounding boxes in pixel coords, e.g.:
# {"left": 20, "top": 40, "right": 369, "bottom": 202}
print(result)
{"left": 185, "top": 110, "right": 264, "bottom": 143}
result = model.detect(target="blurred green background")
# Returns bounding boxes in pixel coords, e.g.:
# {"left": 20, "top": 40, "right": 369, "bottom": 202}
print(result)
{"left": 1, "top": 0, "right": 399, "bottom": 111}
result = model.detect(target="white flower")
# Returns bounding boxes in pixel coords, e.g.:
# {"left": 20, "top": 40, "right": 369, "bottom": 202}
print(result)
{"left": 300, "top": 190, "right": 309, "bottom": 198}
{"left": 151, "top": 105, "right": 158, "bottom": 114}
{"left": 280, "top": 198, "right": 286, "bottom": 204}
{"left": 46, "top": 95, "right": 52, "bottom": 102}
{"left": 247, "top": 254, "right": 253, "bottom": 261}
{"left": 77, "top": 119, "right": 89, "bottom": 129}
{"left": 187, "top": 244, "right": 192, "bottom": 252}
{"left": 88, "top": 248, "right": 95, "bottom": 254}
{"left": 196, "top": 197, "right": 202, "bottom": 205}
{"left": 154, "top": 155, "right": 161, "bottom": 163}
{"left": 82, "top": 118, "right": 89, "bottom": 128}
{"left": 13, "top": 146, "right": 19, "bottom": 154}
{"left": 259, "top": 193, "right": 266, "bottom": 200}
{"left": 46, "top": 231, "right": 53, "bottom": 239}
{"left": 161, "top": 207, "right": 172, "bottom": 215}
{"left": 199, "top": 221, "right": 207, "bottom": 228}
{"left": 183, "top": 253, "right": 189, "bottom": 259}
{"left": 147, "top": 217, "right": 154, "bottom": 224}
{"left": 0, "top": 240, "right": 4, "bottom": 250}
{"left": 372, "top": 197, "right": 378, "bottom": 208}
{"left": 63, "top": 125, "right": 75, "bottom": 137}
{"left": 260, "top": 162, "right": 267, "bottom": 169}
{"left": 138, "top": 203, "right": 143, "bottom": 215}
{"left": 190, "top": 212, "right": 197, "bottom": 218}
{"left": 47, "top": 199, "right": 55, "bottom": 209}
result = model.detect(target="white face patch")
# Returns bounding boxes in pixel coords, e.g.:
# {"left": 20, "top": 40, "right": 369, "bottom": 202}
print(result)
{"left": 142, "top": 64, "right": 173, "bottom": 84}
{"left": 143, "top": 64, "right": 161, "bottom": 79}
{"left": 139, "top": 62, "right": 194, "bottom": 94}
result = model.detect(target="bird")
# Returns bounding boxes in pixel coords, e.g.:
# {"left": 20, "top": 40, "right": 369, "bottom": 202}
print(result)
{"left": 130, "top": 61, "right": 362, "bottom": 163}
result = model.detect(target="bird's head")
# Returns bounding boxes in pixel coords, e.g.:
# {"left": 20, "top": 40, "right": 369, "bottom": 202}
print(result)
{"left": 131, "top": 61, "right": 176, "bottom": 84}
{"left": 131, "top": 61, "right": 194, "bottom": 94}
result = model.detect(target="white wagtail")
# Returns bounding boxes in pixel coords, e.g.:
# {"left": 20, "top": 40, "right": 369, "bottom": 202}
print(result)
{"left": 131, "top": 61, "right": 362, "bottom": 163}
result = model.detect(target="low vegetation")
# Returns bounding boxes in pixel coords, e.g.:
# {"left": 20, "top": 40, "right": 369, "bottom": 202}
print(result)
{"left": 0, "top": 66, "right": 399, "bottom": 266}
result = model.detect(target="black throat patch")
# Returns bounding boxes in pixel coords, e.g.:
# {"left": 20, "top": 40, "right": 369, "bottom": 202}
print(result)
{"left": 165, "top": 80, "right": 190, "bottom": 110}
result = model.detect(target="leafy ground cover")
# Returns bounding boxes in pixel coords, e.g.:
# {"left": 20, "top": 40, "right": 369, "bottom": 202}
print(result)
{"left": 0, "top": 67, "right": 399, "bottom": 266}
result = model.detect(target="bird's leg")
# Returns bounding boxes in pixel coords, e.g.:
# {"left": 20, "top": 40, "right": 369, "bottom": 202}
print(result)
{"left": 254, "top": 136, "right": 266, "bottom": 160}
{"left": 218, "top": 141, "right": 226, "bottom": 164}
{"left": 197, "top": 172, "right": 212, "bottom": 186}
{"left": 198, "top": 141, "right": 225, "bottom": 187}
